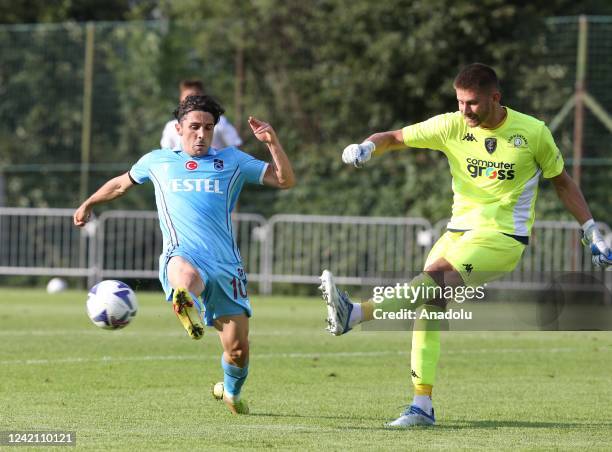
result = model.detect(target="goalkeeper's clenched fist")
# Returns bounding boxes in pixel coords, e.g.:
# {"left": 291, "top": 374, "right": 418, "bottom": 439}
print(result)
{"left": 581, "top": 219, "right": 612, "bottom": 268}
{"left": 341, "top": 129, "right": 406, "bottom": 167}
{"left": 342, "top": 141, "right": 376, "bottom": 168}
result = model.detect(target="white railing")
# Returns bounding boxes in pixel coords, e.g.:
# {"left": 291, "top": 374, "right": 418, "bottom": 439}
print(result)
{"left": 94, "top": 211, "right": 267, "bottom": 286}
{"left": 0, "top": 208, "right": 610, "bottom": 294}
{"left": 261, "top": 214, "right": 433, "bottom": 292}
{"left": 0, "top": 207, "right": 95, "bottom": 278}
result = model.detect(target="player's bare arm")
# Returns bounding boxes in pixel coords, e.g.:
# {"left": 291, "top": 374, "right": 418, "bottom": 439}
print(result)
{"left": 551, "top": 169, "right": 611, "bottom": 265}
{"left": 73, "top": 172, "right": 135, "bottom": 227}
{"left": 249, "top": 116, "right": 296, "bottom": 189}
{"left": 364, "top": 130, "right": 406, "bottom": 153}
{"left": 341, "top": 129, "right": 404, "bottom": 167}
{"left": 550, "top": 169, "right": 592, "bottom": 225}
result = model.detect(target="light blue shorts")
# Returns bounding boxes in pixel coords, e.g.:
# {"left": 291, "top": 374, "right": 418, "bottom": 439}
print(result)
{"left": 159, "top": 249, "right": 252, "bottom": 326}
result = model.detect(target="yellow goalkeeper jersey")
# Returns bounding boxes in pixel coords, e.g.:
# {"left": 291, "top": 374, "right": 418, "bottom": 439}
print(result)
{"left": 402, "top": 108, "right": 564, "bottom": 237}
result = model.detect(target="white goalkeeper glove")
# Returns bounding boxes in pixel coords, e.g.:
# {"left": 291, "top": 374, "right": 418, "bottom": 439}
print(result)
{"left": 341, "top": 141, "right": 376, "bottom": 168}
{"left": 581, "top": 219, "right": 612, "bottom": 268}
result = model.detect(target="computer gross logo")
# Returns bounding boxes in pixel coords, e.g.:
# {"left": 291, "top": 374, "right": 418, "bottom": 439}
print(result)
{"left": 466, "top": 158, "right": 516, "bottom": 180}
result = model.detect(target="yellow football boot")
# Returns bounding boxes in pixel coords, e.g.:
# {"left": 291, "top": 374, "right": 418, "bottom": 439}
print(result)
{"left": 212, "top": 382, "right": 249, "bottom": 415}
{"left": 172, "top": 288, "right": 204, "bottom": 340}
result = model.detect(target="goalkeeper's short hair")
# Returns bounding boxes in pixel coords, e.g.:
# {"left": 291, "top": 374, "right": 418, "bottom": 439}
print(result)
{"left": 453, "top": 63, "right": 500, "bottom": 93}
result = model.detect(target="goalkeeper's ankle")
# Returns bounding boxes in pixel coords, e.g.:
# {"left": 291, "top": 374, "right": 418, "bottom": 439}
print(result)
{"left": 412, "top": 395, "right": 433, "bottom": 414}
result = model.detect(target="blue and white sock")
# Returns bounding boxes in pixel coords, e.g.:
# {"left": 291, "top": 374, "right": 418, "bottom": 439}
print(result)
{"left": 221, "top": 355, "right": 249, "bottom": 401}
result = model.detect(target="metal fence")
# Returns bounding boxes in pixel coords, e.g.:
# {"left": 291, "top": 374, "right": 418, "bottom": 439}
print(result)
{"left": 261, "top": 215, "right": 433, "bottom": 292}
{"left": 1, "top": 208, "right": 610, "bottom": 294}
{"left": 0, "top": 207, "right": 94, "bottom": 278}
{"left": 94, "top": 210, "right": 267, "bottom": 283}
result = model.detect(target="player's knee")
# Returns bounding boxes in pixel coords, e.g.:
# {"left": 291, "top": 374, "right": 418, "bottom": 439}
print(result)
{"left": 227, "top": 344, "right": 249, "bottom": 366}
{"left": 168, "top": 257, "right": 204, "bottom": 292}
{"left": 425, "top": 258, "right": 454, "bottom": 274}
{"left": 182, "top": 269, "right": 201, "bottom": 287}
{"left": 424, "top": 259, "right": 464, "bottom": 288}
{"left": 175, "top": 269, "right": 203, "bottom": 294}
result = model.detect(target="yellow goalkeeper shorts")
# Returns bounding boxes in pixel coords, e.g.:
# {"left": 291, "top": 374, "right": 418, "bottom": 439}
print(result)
{"left": 425, "top": 230, "right": 526, "bottom": 286}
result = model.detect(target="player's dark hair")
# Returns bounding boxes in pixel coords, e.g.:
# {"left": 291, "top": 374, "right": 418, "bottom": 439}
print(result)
{"left": 174, "top": 95, "right": 225, "bottom": 124}
{"left": 453, "top": 63, "right": 500, "bottom": 92}
{"left": 179, "top": 79, "right": 204, "bottom": 93}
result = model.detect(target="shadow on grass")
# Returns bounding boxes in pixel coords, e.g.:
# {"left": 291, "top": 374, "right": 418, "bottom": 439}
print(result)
{"left": 250, "top": 413, "right": 612, "bottom": 431}
{"left": 250, "top": 411, "right": 385, "bottom": 423}
{"left": 250, "top": 411, "right": 393, "bottom": 430}
{"left": 437, "top": 420, "right": 612, "bottom": 429}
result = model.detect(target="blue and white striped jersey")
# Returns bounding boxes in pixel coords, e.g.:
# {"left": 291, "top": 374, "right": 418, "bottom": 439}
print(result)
{"left": 129, "top": 147, "right": 267, "bottom": 264}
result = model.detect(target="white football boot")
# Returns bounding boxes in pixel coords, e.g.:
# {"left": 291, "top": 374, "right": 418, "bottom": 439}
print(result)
{"left": 386, "top": 405, "right": 436, "bottom": 427}
{"left": 318, "top": 270, "right": 354, "bottom": 336}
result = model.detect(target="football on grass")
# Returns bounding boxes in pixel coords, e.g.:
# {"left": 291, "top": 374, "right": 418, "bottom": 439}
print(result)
{"left": 86, "top": 280, "right": 138, "bottom": 330}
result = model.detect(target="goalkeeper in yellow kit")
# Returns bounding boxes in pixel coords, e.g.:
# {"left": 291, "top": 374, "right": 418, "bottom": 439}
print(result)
{"left": 319, "top": 63, "right": 611, "bottom": 427}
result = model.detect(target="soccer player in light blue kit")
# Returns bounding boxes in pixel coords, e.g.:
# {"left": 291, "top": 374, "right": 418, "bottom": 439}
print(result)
{"left": 74, "top": 95, "right": 295, "bottom": 414}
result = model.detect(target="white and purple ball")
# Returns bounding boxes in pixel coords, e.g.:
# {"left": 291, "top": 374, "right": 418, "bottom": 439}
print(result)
{"left": 86, "top": 280, "right": 138, "bottom": 330}
{"left": 46, "top": 277, "right": 68, "bottom": 294}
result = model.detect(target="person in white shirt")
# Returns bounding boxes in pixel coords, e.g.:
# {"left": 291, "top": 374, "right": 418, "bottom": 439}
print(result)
{"left": 161, "top": 79, "right": 243, "bottom": 150}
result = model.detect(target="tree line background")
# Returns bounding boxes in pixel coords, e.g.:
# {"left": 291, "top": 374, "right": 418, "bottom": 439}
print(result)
{"left": 1, "top": 0, "right": 611, "bottom": 224}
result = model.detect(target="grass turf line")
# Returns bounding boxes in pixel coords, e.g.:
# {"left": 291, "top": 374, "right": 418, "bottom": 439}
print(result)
{"left": 0, "top": 289, "right": 610, "bottom": 450}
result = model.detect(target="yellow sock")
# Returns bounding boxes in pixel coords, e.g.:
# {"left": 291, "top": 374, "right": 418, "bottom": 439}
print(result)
{"left": 361, "top": 300, "right": 376, "bottom": 321}
{"left": 410, "top": 304, "right": 442, "bottom": 389}
{"left": 414, "top": 384, "right": 433, "bottom": 397}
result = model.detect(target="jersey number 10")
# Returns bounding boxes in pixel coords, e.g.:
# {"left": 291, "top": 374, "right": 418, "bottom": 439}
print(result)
{"left": 231, "top": 276, "right": 247, "bottom": 300}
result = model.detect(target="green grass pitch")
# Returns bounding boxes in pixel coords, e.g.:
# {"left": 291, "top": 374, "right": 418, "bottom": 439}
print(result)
{"left": 1, "top": 288, "right": 611, "bottom": 450}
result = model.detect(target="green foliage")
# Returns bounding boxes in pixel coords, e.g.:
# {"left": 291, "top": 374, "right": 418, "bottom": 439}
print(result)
{"left": 0, "top": 0, "right": 141, "bottom": 24}
{"left": 0, "top": 23, "right": 84, "bottom": 206}
{"left": 156, "top": 0, "right": 610, "bottom": 220}
{"left": 0, "top": 2, "right": 610, "bottom": 220}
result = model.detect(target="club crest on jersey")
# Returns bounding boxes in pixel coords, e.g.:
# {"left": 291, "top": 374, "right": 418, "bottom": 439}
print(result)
{"left": 213, "top": 159, "right": 224, "bottom": 171}
{"left": 185, "top": 160, "right": 198, "bottom": 171}
{"left": 507, "top": 133, "right": 529, "bottom": 149}
{"left": 484, "top": 137, "right": 497, "bottom": 154}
